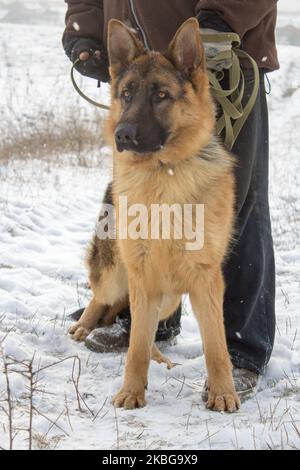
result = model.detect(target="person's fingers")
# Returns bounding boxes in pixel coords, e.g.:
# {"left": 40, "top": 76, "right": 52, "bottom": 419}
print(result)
{"left": 94, "top": 50, "right": 101, "bottom": 60}
{"left": 79, "top": 51, "right": 90, "bottom": 61}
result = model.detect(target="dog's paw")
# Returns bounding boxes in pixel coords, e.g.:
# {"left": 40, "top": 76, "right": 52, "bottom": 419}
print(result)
{"left": 151, "top": 346, "right": 175, "bottom": 370}
{"left": 206, "top": 389, "right": 240, "bottom": 413}
{"left": 112, "top": 388, "right": 146, "bottom": 410}
{"left": 68, "top": 322, "right": 91, "bottom": 342}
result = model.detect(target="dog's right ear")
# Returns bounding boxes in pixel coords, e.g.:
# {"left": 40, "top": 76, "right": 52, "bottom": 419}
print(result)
{"left": 108, "top": 20, "right": 145, "bottom": 78}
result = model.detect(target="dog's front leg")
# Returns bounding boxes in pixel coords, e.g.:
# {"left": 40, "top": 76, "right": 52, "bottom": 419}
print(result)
{"left": 190, "top": 267, "right": 240, "bottom": 413}
{"left": 113, "top": 277, "right": 159, "bottom": 410}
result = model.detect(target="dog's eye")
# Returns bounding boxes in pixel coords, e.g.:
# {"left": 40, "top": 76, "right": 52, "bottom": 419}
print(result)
{"left": 121, "top": 90, "right": 132, "bottom": 101}
{"left": 153, "top": 91, "right": 169, "bottom": 103}
{"left": 156, "top": 91, "right": 167, "bottom": 100}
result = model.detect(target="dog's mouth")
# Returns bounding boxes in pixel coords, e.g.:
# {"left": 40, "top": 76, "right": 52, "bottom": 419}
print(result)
{"left": 116, "top": 142, "right": 164, "bottom": 155}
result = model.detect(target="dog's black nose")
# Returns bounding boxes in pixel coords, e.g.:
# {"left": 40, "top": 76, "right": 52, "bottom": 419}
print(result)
{"left": 115, "top": 124, "right": 138, "bottom": 151}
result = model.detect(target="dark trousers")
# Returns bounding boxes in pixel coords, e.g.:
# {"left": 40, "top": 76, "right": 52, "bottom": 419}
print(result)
{"left": 223, "top": 69, "right": 276, "bottom": 374}
{"left": 121, "top": 69, "right": 276, "bottom": 374}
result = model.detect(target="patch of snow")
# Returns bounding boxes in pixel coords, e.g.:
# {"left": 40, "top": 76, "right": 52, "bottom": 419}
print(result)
{"left": 0, "top": 6, "right": 299, "bottom": 451}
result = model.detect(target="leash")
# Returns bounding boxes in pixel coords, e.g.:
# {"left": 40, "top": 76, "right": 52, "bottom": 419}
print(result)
{"left": 201, "top": 32, "right": 259, "bottom": 150}
{"left": 71, "top": 34, "right": 259, "bottom": 150}
{"left": 71, "top": 59, "right": 110, "bottom": 110}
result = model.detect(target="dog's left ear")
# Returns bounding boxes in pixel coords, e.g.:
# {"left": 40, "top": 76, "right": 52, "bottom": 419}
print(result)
{"left": 108, "top": 19, "right": 145, "bottom": 78}
{"left": 168, "top": 18, "right": 205, "bottom": 77}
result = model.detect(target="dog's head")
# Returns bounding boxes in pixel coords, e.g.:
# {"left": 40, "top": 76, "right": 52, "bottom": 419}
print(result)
{"left": 106, "top": 18, "right": 215, "bottom": 163}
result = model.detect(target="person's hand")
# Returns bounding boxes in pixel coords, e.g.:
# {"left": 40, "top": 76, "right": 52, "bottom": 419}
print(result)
{"left": 65, "top": 36, "right": 110, "bottom": 82}
{"left": 201, "top": 28, "right": 234, "bottom": 72}
{"left": 78, "top": 49, "right": 101, "bottom": 61}
{"left": 196, "top": 11, "right": 234, "bottom": 72}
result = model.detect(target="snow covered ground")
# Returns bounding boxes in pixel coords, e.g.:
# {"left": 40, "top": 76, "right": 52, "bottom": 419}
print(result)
{"left": 0, "top": 1, "right": 299, "bottom": 450}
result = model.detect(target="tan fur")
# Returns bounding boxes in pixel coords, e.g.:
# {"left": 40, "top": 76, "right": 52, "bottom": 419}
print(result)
{"left": 69, "top": 18, "right": 240, "bottom": 412}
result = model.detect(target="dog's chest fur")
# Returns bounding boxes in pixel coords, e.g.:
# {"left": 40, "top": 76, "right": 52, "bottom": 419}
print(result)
{"left": 112, "top": 147, "right": 234, "bottom": 292}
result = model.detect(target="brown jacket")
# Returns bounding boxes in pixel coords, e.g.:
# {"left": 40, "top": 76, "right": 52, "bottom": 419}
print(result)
{"left": 63, "top": 0, "right": 279, "bottom": 71}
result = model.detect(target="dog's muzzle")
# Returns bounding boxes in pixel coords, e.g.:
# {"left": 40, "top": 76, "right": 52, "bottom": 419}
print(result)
{"left": 115, "top": 123, "right": 164, "bottom": 154}
{"left": 115, "top": 123, "right": 139, "bottom": 153}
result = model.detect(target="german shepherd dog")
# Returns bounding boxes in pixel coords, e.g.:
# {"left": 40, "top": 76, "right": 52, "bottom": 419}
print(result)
{"left": 69, "top": 18, "right": 240, "bottom": 412}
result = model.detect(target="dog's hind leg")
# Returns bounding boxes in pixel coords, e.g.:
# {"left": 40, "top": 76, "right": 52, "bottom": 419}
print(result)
{"left": 69, "top": 298, "right": 107, "bottom": 341}
{"left": 151, "top": 294, "right": 181, "bottom": 369}
{"left": 102, "top": 296, "right": 129, "bottom": 326}
{"left": 151, "top": 344, "right": 174, "bottom": 369}
{"left": 69, "top": 183, "right": 130, "bottom": 342}
{"left": 69, "top": 260, "right": 128, "bottom": 342}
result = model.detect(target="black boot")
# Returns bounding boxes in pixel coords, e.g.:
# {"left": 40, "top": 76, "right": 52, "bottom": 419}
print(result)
{"left": 68, "top": 304, "right": 182, "bottom": 353}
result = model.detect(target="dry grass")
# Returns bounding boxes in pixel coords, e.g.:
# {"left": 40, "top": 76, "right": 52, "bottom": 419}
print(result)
{"left": 0, "top": 118, "right": 105, "bottom": 166}
{"left": 0, "top": 105, "right": 106, "bottom": 167}
{"left": 0, "top": 60, "right": 107, "bottom": 167}
{"left": 0, "top": 342, "right": 96, "bottom": 450}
